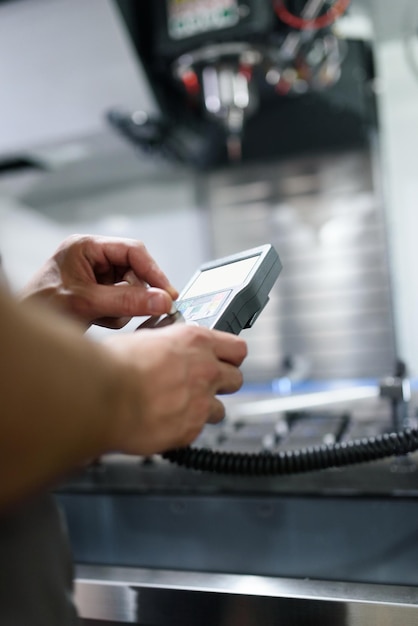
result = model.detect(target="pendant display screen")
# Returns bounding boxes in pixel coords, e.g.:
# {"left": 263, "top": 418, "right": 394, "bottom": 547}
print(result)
{"left": 181, "top": 256, "right": 259, "bottom": 299}
{"left": 177, "top": 290, "right": 230, "bottom": 321}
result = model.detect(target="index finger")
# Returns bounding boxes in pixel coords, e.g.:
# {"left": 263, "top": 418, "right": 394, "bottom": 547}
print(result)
{"left": 96, "top": 237, "right": 179, "bottom": 299}
{"left": 210, "top": 329, "right": 248, "bottom": 366}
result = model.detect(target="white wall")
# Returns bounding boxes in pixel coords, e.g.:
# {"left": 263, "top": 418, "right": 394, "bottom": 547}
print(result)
{"left": 0, "top": 189, "right": 209, "bottom": 341}
{"left": 0, "top": 195, "right": 67, "bottom": 287}
{"left": 0, "top": 0, "right": 209, "bottom": 341}
{"left": 0, "top": 0, "right": 157, "bottom": 155}
{"left": 375, "top": 38, "right": 418, "bottom": 375}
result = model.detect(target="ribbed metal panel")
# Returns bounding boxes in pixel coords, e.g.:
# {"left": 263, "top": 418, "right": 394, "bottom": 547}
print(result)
{"left": 201, "top": 150, "right": 397, "bottom": 381}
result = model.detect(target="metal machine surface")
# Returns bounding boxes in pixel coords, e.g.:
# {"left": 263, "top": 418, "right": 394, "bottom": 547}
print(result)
{"left": 58, "top": 389, "right": 418, "bottom": 565}
{"left": 56, "top": 377, "right": 418, "bottom": 623}
{"left": 74, "top": 567, "right": 418, "bottom": 625}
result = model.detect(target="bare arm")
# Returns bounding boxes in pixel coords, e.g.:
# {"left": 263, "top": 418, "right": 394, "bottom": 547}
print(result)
{"left": 0, "top": 288, "right": 123, "bottom": 507}
{"left": 0, "top": 287, "right": 246, "bottom": 509}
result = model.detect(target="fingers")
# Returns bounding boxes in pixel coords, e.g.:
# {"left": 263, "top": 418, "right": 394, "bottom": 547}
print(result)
{"left": 156, "top": 324, "right": 246, "bottom": 392}
{"left": 210, "top": 329, "right": 248, "bottom": 367}
{"left": 93, "top": 273, "right": 145, "bottom": 328}
{"left": 214, "top": 360, "right": 244, "bottom": 395}
{"left": 121, "top": 270, "right": 147, "bottom": 288}
{"left": 207, "top": 397, "right": 226, "bottom": 425}
{"left": 172, "top": 325, "right": 247, "bottom": 368}
{"left": 90, "top": 238, "right": 179, "bottom": 299}
{"left": 77, "top": 283, "right": 174, "bottom": 321}
{"left": 103, "top": 323, "right": 247, "bottom": 455}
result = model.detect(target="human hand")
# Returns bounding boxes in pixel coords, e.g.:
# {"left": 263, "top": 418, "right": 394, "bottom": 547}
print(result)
{"left": 104, "top": 324, "right": 247, "bottom": 455}
{"left": 21, "top": 235, "right": 178, "bottom": 328}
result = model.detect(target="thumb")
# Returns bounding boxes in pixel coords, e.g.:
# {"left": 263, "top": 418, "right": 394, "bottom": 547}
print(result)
{"left": 85, "top": 283, "right": 174, "bottom": 319}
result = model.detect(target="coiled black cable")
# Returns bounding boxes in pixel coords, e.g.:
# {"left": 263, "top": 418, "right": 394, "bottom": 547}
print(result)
{"left": 162, "top": 428, "right": 418, "bottom": 475}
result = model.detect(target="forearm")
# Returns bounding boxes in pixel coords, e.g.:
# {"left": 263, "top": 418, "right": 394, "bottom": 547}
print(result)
{"left": 0, "top": 265, "right": 247, "bottom": 509}
{"left": 0, "top": 288, "right": 125, "bottom": 509}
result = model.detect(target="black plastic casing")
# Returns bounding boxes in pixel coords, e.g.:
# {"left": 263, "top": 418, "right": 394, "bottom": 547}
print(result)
{"left": 150, "top": 1, "right": 275, "bottom": 60}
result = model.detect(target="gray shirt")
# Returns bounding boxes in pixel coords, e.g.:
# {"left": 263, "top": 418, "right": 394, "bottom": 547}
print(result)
{"left": 0, "top": 494, "right": 80, "bottom": 625}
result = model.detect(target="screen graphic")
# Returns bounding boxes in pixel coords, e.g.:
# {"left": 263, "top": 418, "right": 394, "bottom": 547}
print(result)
{"left": 182, "top": 256, "right": 258, "bottom": 299}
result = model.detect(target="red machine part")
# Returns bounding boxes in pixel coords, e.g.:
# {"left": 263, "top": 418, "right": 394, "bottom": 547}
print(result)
{"left": 274, "top": 0, "right": 351, "bottom": 31}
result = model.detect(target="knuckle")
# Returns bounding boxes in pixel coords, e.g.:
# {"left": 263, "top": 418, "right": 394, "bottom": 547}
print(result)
{"left": 119, "top": 289, "right": 137, "bottom": 315}
{"left": 61, "top": 234, "right": 90, "bottom": 249}
{"left": 188, "top": 325, "right": 211, "bottom": 345}
{"left": 66, "top": 289, "right": 90, "bottom": 314}
{"left": 131, "top": 241, "right": 148, "bottom": 262}
{"left": 121, "top": 287, "right": 150, "bottom": 317}
{"left": 135, "top": 240, "right": 146, "bottom": 252}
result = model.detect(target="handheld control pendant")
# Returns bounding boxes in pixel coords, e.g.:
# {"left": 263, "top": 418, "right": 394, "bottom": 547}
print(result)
{"left": 137, "top": 244, "right": 282, "bottom": 334}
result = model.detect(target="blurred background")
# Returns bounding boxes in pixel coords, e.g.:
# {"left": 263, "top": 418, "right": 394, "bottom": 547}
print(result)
{"left": 4, "top": 3, "right": 418, "bottom": 613}
{"left": 0, "top": 0, "right": 417, "bottom": 385}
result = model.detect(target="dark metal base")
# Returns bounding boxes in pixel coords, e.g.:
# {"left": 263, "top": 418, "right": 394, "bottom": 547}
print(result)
{"left": 57, "top": 487, "right": 418, "bottom": 587}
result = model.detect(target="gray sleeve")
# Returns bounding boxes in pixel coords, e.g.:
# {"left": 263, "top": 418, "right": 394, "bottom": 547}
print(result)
{"left": 0, "top": 493, "right": 80, "bottom": 626}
